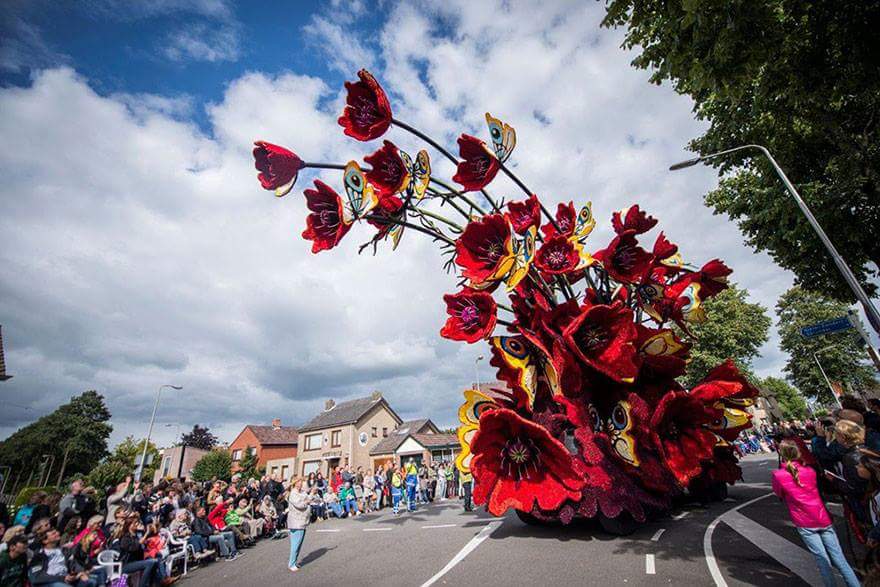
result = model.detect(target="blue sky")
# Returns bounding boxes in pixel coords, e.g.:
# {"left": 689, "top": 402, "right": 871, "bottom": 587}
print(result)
{"left": 1, "top": 0, "right": 836, "bottom": 447}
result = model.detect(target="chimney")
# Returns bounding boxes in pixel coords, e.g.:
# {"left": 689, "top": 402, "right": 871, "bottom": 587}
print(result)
{"left": 325, "top": 399, "right": 335, "bottom": 411}
{"left": 271, "top": 418, "right": 281, "bottom": 429}
{"left": 371, "top": 390, "right": 382, "bottom": 401}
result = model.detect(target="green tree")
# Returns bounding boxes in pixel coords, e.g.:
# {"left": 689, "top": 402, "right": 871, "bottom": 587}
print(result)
{"left": 676, "top": 284, "right": 771, "bottom": 388}
{"left": 762, "top": 376, "right": 808, "bottom": 419}
{"left": 191, "top": 449, "right": 232, "bottom": 482}
{"left": 0, "top": 390, "right": 112, "bottom": 485}
{"left": 776, "top": 286, "right": 876, "bottom": 404}
{"left": 111, "top": 436, "right": 160, "bottom": 482}
{"left": 602, "top": 1, "right": 880, "bottom": 301}
{"left": 236, "top": 448, "right": 263, "bottom": 480}
{"left": 180, "top": 425, "right": 218, "bottom": 451}
{"left": 85, "top": 460, "right": 131, "bottom": 498}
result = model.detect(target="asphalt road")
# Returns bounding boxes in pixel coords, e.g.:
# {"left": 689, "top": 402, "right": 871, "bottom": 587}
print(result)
{"left": 180, "top": 454, "right": 862, "bottom": 586}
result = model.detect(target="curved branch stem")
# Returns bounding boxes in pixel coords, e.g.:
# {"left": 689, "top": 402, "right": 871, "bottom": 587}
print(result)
{"left": 425, "top": 187, "right": 471, "bottom": 220}
{"left": 362, "top": 214, "right": 456, "bottom": 247}
{"left": 430, "top": 178, "right": 487, "bottom": 216}
{"left": 303, "top": 162, "right": 346, "bottom": 171}
{"left": 499, "top": 162, "right": 560, "bottom": 234}
{"left": 411, "top": 208, "right": 463, "bottom": 232}
{"left": 392, "top": 118, "right": 459, "bottom": 166}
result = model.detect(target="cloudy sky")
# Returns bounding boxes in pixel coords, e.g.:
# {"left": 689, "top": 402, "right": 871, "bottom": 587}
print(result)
{"left": 0, "top": 0, "right": 810, "bottom": 448}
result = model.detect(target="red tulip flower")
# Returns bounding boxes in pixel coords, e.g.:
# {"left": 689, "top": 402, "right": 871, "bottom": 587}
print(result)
{"left": 454, "top": 213, "right": 512, "bottom": 284}
{"left": 301, "top": 180, "right": 351, "bottom": 254}
{"left": 541, "top": 201, "right": 576, "bottom": 238}
{"left": 253, "top": 141, "right": 305, "bottom": 197}
{"left": 366, "top": 194, "right": 404, "bottom": 237}
{"left": 471, "top": 408, "right": 585, "bottom": 516}
{"left": 452, "top": 134, "right": 500, "bottom": 192}
{"left": 611, "top": 205, "right": 657, "bottom": 235}
{"left": 440, "top": 288, "right": 498, "bottom": 343}
{"left": 593, "top": 229, "right": 654, "bottom": 284}
{"left": 338, "top": 69, "right": 393, "bottom": 141}
{"left": 506, "top": 194, "right": 542, "bottom": 234}
{"left": 364, "top": 140, "right": 408, "bottom": 198}
{"left": 562, "top": 302, "right": 640, "bottom": 383}
{"left": 689, "top": 360, "right": 759, "bottom": 405}
{"left": 534, "top": 235, "right": 580, "bottom": 275}
{"left": 650, "top": 391, "right": 720, "bottom": 486}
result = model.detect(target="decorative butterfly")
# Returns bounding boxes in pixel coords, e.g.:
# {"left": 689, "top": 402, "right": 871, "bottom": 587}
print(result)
{"left": 455, "top": 388, "right": 499, "bottom": 474}
{"left": 400, "top": 149, "right": 431, "bottom": 200}
{"left": 488, "top": 334, "right": 561, "bottom": 407}
{"left": 485, "top": 112, "right": 516, "bottom": 163}
{"left": 572, "top": 239, "right": 595, "bottom": 271}
{"left": 679, "top": 282, "right": 707, "bottom": 323}
{"left": 488, "top": 224, "right": 537, "bottom": 291}
{"left": 388, "top": 221, "right": 404, "bottom": 250}
{"left": 571, "top": 202, "right": 596, "bottom": 242}
{"left": 342, "top": 161, "right": 379, "bottom": 224}
{"left": 607, "top": 400, "right": 640, "bottom": 467}
{"left": 708, "top": 401, "right": 753, "bottom": 440}
{"left": 639, "top": 330, "right": 685, "bottom": 358}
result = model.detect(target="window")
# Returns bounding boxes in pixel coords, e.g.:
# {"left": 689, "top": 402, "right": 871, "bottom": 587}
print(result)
{"left": 281, "top": 465, "right": 289, "bottom": 480}
{"left": 371, "top": 426, "right": 377, "bottom": 438}
{"left": 331, "top": 430, "right": 342, "bottom": 447}
{"left": 231, "top": 449, "right": 242, "bottom": 461}
{"left": 304, "top": 433, "right": 321, "bottom": 451}
{"left": 382, "top": 427, "right": 388, "bottom": 437}
{"left": 302, "top": 460, "right": 320, "bottom": 476}
{"left": 161, "top": 456, "right": 172, "bottom": 477}
{"left": 270, "top": 466, "right": 278, "bottom": 476}
{"left": 248, "top": 447, "right": 257, "bottom": 456}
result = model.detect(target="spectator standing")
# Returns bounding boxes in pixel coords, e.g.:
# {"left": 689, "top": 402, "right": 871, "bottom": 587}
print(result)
{"left": 436, "top": 464, "right": 447, "bottom": 501}
{"left": 286, "top": 478, "right": 315, "bottom": 573}
{"left": 461, "top": 469, "right": 473, "bottom": 512}
{"left": 104, "top": 477, "right": 130, "bottom": 532}
{"left": 772, "top": 440, "right": 859, "bottom": 587}
{"left": 391, "top": 468, "right": 404, "bottom": 515}
{"left": 404, "top": 459, "right": 418, "bottom": 512}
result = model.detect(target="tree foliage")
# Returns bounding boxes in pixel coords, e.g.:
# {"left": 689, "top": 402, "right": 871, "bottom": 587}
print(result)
{"left": 236, "top": 448, "right": 263, "bottom": 480}
{"left": 0, "top": 390, "right": 112, "bottom": 483}
{"left": 180, "top": 425, "right": 218, "bottom": 451}
{"left": 112, "top": 436, "right": 160, "bottom": 482}
{"left": 602, "top": 1, "right": 880, "bottom": 301}
{"left": 762, "top": 376, "right": 808, "bottom": 420}
{"left": 676, "top": 284, "right": 771, "bottom": 388}
{"left": 776, "top": 286, "right": 876, "bottom": 404}
{"left": 191, "top": 449, "right": 232, "bottom": 482}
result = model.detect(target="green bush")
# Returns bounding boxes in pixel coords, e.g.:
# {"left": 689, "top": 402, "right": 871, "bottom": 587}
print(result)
{"left": 14, "top": 485, "right": 56, "bottom": 508}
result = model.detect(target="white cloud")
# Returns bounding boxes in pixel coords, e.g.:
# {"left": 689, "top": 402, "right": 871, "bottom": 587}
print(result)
{"left": 302, "top": 16, "right": 377, "bottom": 74}
{"left": 0, "top": 0, "right": 798, "bottom": 448}
{"left": 164, "top": 24, "right": 240, "bottom": 62}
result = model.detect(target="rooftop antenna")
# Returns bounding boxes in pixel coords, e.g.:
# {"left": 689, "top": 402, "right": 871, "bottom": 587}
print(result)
{"left": 0, "top": 325, "right": 11, "bottom": 381}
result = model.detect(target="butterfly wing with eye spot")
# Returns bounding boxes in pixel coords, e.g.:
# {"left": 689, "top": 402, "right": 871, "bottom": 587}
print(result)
{"left": 455, "top": 389, "right": 499, "bottom": 474}
{"left": 342, "top": 161, "right": 378, "bottom": 224}
{"left": 505, "top": 225, "right": 536, "bottom": 290}
{"left": 572, "top": 202, "right": 596, "bottom": 242}
{"left": 485, "top": 112, "right": 516, "bottom": 163}
{"left": 412, "top": 150, "right": 431, "bottom": 200}
{"left": 489, "top": 336, "right": 537, "bottom": 408}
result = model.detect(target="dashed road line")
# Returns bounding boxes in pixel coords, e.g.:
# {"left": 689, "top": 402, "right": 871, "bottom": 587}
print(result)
{"left": 421, "top": 521, "right": 503, "bottom": 587}
{"left": 363, "top": 527, "right": 392, "bottom": 532}
{"left": 315, "top": 529, "right": 341, "bottom": 533}
{"left": 672, "top": 511, "right": 689, "bottom": 520}
{"left": 651, "top": 529, "right": 665, "bottom": 542}
{"left": 645, "top": 554, "right": 656, "bottom": 575}
{"left": 422, "top": 524, "right": 457, "bottom": 529}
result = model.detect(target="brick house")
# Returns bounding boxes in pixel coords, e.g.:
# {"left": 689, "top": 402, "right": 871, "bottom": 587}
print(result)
{"left": 297, "top": 391, "right": 401, "bottom": 477}
{"left": 153, "top": 445, "right": 209, "bottom": 484}
{"left": 228, "top": 418, "right": 298, "bottom": 473}
{"left": 369, "top": 419, "right": 459, "bottom": 468}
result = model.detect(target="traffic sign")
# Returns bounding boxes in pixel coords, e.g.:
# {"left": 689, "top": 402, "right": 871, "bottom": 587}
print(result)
{"left": 800, "top": 316, "right": 853, "bottom": 338}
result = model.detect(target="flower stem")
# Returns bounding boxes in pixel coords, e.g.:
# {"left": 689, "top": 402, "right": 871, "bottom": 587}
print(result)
{"left": 496, "top": 318, "right": 515, "bottom": 328}
{"left": 430, "top": 178, "right": 487, "bottom": 216}
{"left": 363, "top": 214, "right": 456, "bottom": 246}
{"left": 497, "top": 302, "right": 515, "bottom": 314}
{"left": 498, "top": 162, "right": 560, "bottom": 234}
{"left": 303, "top": 162, "right": 346, "bottom": 170}
{"left": 425, "top": 187, "right": 471, "bottom": 220}
{"left": 411, "top": 208, "right": 463, "bottom": 232}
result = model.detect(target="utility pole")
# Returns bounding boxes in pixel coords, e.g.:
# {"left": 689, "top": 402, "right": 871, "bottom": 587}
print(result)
{"left": 56, "top": 443, "right": 72, "bottom": 488}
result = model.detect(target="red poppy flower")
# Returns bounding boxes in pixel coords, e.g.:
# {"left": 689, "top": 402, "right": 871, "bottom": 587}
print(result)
{"left": 364, "top": 140, "right": 407, "bottom": 198}
{"left": 541, "top": 201, "right": 576, "bottom": 238}
{"left": 650, "top": 391, "right": 719, "bottom": 486}
{"left": 454, "top": 213, "right": 511, "bottom": 284}
{"left": 440, "top": 288, "right": 498, "bottom": 343}
{"left": 534, "top": 235, "right": 580, "bottom": 275}
{"left": 253, "top": 141, "right": 305, "bottom": 197}
{"left": 689, "top": 360, "right": 759, "bottom": 407}
{"left": 562, "top": 302, "right": 640, "bottom": 383}
{"left": 611, "top": 205, "right": 657, "bottom": 235}
{"left": 593, "top": 229, "right": 654, "bottom": 284}
{"left": 337, "top": 69, "right": 393, "bottom": 141}
{"left": 471, "top": 408, "right": 585, "bottom": 516}
{"left": 652, "top": 232, "right": 677, "bottom": 261}
{"left": 703, "top": 445, "right": 742, "bottom": 485}
{"left": 301, "top": 180, "right": 351, "bottom": 254}
{"left": 452, "top": 134, "right": 500, "bottom": 192}
{"left": 506, "top": 194, "right": 541, "bottom": 235}
{"left": 635, "top": 323, "right": 691, "bottom": 380}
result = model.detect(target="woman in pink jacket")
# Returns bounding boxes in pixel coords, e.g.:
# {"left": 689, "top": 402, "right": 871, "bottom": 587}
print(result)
{"left": 772, "top": 439, "right": 860, "bottom": 587}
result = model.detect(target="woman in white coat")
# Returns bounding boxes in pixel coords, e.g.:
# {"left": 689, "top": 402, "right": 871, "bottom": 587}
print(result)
{"left": 287, "top": 477, "right": 317, "bottom": 572}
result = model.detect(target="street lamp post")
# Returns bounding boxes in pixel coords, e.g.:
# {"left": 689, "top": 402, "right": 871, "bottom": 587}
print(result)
{"left": 474, "top": 355, "right": 484, "bottom": 390}
{"left": 813, "top": 345, "right": 841, "bottom": 408}
{"left": 135, "top": 384, "right": 182, "bottom": 483}
{"left": 670, "top": 144, "right": 880, "bottom": 335}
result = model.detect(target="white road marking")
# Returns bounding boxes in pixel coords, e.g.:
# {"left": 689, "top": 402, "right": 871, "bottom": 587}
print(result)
{"left": 363, "top": 527, "right": 392, "bottom": 532}
{"left": 672, "top": 511, "right": 689, "bottom": 520}
{"left": 421, "top": 521, "right": 503, "bottom": 587}
{"left": 723, "top": 510, "right": 823, "bottom": 587}
{"left": 703, "top": 492, "right": 772, "bottom": 587}
{"left": 645, "top": 554, "right": 655, "bottom": 574}
{"left": 422, "top": 524, "right": 457, "bottom": 529}
{"left": 651, "top": 529, "right": 665, "bottom": 542}
{"left": 315, "top": 529, "right": 341, "bottom": 533}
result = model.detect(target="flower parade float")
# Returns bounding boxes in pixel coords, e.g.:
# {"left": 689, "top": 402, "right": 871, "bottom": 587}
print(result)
{"left": 253, "top": 69, "right": 758, "bottom": 535}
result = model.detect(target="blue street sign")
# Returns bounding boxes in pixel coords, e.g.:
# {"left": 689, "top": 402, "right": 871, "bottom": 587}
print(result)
{"left": 800, "top": 316, "right": 853, "bottom": 338}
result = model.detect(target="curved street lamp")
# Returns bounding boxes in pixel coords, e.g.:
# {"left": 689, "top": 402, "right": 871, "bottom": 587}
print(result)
{"left": 670, "top": 144, "right": 880, "bottom": 336}
{"left": 135, "top": 384, "right": 183, "bottom": 483}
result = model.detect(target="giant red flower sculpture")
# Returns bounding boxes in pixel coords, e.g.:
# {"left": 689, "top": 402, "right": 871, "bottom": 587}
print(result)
{"left": 593, "top": 230, "right": 654, "bottom": 284}
{"left": 507, "top": 194, "right": 541, "bottom": 235}
{"left": 650, "top": 391, "right": 719, "bottom": 486}
{"left": 471, "top": 408, "right": 585, "bottom": 516}
{"left": 440, "top": 288, "right": 498, "bottom": 343}
{"left": 453, "top": 134, "right": 500, "bottom": 192}
{"left": 364, "top": 140, "right": 408, "bottom": 198}
{"left": 534, "top": 235, "right": 581, "bottom": 275}
{"left": 338, "top": 69, "right": 393, "bottom": 141}
{"left": 563, "top": 302, "right": 640, "bottom": 383}
{"left": 301, "top": 180, "right": 351, "bottom": 253}
{"left": 253, "top": 141, "right": 305, "bottom": 197}
{"left": 454, "top": 213, "right": 511, "bottom": 284}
